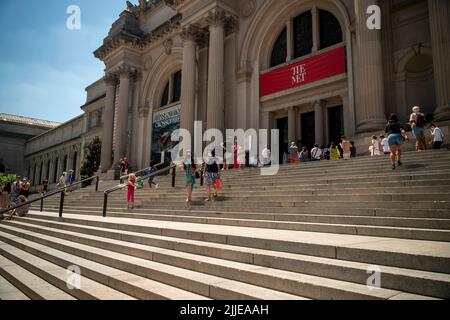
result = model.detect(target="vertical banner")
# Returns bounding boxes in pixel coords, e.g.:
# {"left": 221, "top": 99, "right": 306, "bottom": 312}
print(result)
{"left": 260, "top": 46, "right": 346, "bottom": 97}
{"left": 151, "top": 105, "right": 181, "bottom": 164}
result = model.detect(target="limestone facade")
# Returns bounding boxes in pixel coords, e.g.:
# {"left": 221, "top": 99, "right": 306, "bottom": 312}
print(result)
{"left": 20, "top": 0, "right": 450, "bottom": 179}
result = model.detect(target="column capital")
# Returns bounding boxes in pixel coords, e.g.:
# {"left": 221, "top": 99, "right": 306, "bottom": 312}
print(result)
{"left": 206, "top": 9, "right": 227, "bottom": 27}
{"left": 138, "top": 106, "right": 150, "bottom": 118}
{"left": 116, "top": 65, "right": 137, "bottom": 79}
{"left": 104, "top": 73, "right": 118, "bottom": 86}
{"left": 181, "top": 25, "right": 200, "bottom": 42}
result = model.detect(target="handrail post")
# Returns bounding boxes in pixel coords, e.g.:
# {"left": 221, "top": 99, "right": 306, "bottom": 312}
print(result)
{"left": 40, "top": 196, "right": 44, "bottom": 212}
{"left": 103, "top": 193, "right": 108, "bottom": 218}
{"left": 171, "top": 166, "right": 176, "bottom": 188}
{"left": 59, "top": 192, "right": 65, "bottom": 218}
{"left": 95, "top": 176, "right": 99, "bottom": 192}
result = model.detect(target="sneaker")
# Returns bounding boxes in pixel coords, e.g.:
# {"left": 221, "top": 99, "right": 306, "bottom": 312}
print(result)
{"left": 155, "top": 184, "right": 160, "bottom": 189}
{"left": 205, "top": 198, "right": 211, "bottom": 202}
{"left": 392, "top": 164, "right": 396, "bottom": 170}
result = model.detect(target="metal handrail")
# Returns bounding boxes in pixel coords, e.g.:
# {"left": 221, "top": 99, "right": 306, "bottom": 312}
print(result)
{"left": 119, "top": 162, "right": 165, "bottom": 183}
{"left": 103, "top": 164, "right": 176, "bottom": 217}
{"left": 0, "top": 175, "right": 100, "bottom": 218}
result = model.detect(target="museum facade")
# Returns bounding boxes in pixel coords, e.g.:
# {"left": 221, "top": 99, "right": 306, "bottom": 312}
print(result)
{"left": 21, "top": 0, "right": 450, "bottom": 184}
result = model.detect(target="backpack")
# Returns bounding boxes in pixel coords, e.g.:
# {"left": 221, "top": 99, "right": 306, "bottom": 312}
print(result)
{"left": 416, "top": 113, "right": 426, "bottom": 128}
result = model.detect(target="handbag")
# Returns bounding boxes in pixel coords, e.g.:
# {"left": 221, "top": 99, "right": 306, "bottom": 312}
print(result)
{"left": 215, "top": 179, "right": 223, "bottom": 190}
{"left": 195, "top": 171, "right": 201, "bottom": 179}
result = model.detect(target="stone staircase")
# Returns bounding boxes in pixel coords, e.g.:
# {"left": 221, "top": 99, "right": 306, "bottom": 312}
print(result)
{"left": 1, "top": 150, "right": 450, "bottom": 300}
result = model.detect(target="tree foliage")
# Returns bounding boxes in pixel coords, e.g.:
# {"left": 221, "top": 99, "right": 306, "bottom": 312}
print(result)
{"left": 80, "top": 137, "right": 102, "bottom": 185}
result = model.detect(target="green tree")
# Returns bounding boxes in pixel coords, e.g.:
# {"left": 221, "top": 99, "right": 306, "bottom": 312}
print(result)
{"left": 80, "top": 137, "right": 102, "bottom": 186}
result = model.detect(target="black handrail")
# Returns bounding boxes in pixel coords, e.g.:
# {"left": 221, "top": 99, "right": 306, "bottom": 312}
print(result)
{"left": 0, "top": 175, "right": 100, "bottom": 218}
{"left": 103, "top": 164, "right": 176, "bottom": 217}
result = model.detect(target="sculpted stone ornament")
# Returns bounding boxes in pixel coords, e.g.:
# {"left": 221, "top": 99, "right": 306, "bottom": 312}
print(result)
{"left": 104, "top": 73, "right": 117, "bottom": 86}
{"left": 144, "top": 56, "right": 153, "bottom": 71}
{"left": 163, "top": 39, "right": 173, "bottom": 55}
{"left": 206, "top": 9, "right": 227, "bottom": 27}
{"left": 240, "top": 0, "right": 256, "bottom": 18}
{"left": 180, "top": 25, "right": 200, "bottom": 42}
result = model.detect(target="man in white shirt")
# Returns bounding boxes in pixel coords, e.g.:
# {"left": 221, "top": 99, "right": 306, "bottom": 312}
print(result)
{"left": 311, "top": 144, "right": 322, "bottom": 161}
{"left": 430, "top": 123, "right": 444, "bottom": 150}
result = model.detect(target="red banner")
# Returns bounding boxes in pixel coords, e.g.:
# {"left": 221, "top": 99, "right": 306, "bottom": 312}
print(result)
{"left": 260, "top": 46, "right": 346, "bottom": 97}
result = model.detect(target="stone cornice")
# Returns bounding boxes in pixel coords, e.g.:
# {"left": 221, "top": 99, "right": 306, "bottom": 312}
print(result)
{"left": 164, "top": 0, "right": 188, "bottom": 11}
{"left": 94, "top": 14, "right": 182, "bottom": 61}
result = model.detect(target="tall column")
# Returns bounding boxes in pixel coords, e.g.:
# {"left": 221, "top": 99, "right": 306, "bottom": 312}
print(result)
{"left": 354, "top": 0, "right": 386, "bottom": 132}
{"left": 288, "top": 107, "right": 297, "bottom": 144}
{"left": 314, "top": 100, "right": 325, "bottom": 145}
{"left": 100, "top": 74, "right": 116, "bottom": 172}
{"left": 137, "top": 105, "right": 150, "bottom": 169}
{"left": 114, "top": 66, "right": 133, "bottom": 165}
{"left": 206, "top": 9, "right": 226, "bottom": 133}
{"left": 429, "top": 0, "right": 450, "bottom": 121}
{"left": 180, "top": 25, "right": 198, "bottom": 140}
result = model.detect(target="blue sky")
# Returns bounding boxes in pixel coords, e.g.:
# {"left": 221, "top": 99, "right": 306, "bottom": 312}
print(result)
{"left": 0, "top": 0, "right": 137, "bottom": 123}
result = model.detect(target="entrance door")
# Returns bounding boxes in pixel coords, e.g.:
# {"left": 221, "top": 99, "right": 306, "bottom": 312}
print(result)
{"left": 328, "top": 106, "right": 344, "bottom": 145}
{"left": 301, "top": 112, "right": 315, "bottom": 150}
{"left": 276, "top": 117, "right": 288, "bottom": 163}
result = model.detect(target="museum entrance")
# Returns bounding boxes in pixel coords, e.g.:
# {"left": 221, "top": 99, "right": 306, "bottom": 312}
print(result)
{"left": 276, "top": 117, "right": 288, "bottom": 163}
{"left": 301, "top": 112, "right": 315, "bottom": 150}
{"left": 328, "top": 105, "right": 344, "bottom": 145}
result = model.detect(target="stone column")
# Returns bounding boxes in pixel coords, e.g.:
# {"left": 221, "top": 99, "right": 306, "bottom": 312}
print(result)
{"left": 354, "top": 0, "right": 386, "bottom": 132}
{"left": 137, "top": 105, "right": 150, "bottom": 169}
{"left": 100, "top": 74, "right": 116, "bottom": 172}
{"left": 206, "top": 9, "right": 226, "bottom": 133}
{"left": 114, "top": 66, "right": 133, "bottom": 165}
{"left": 288, "top": 107, "right": 297, "bottom": 144}
{"left": 180, "top": 26, "right": 199, "bottom": 140}
{"left": 429, "top": 0, "right": 450, "bottom": 121}
{"left": 314, "top": 100, "right": 326, "bottom": 145}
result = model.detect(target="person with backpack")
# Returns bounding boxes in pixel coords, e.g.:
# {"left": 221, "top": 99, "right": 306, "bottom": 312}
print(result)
{"left": 409, "top": 106, "right": 427, "bottom": 152}
{"left": 203, "top": 150, "right": 221, "bottom": 202}
{"left": 430, "top": 123, "right": 444, "bottom": 150}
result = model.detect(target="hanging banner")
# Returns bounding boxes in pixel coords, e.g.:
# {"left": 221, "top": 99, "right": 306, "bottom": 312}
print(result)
{"left": 151, "top": 105, "right": 181, "bottom": 164}
{"left": 260, "top": 46, "right": 346, "bottom": 97}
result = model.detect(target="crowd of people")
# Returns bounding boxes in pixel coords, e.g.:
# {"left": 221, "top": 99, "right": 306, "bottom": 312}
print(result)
{"left": 0, "top": 170, "right": 77, "bottom": 220}
{"left": 369, "top": 106, "right": 445, "bottom": 170}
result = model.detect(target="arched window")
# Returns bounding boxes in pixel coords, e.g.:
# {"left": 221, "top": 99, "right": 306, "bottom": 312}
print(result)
{"left": 268, "top": 9, "right": 343, "bottom": 67}
{"left": 293, "top": 11, "right": 313, "bottom": 59}
{"left": 161, "top": 82, "right": 169, "bottom": 107}
{"left": 270, "top": 27, "right": 287, "bottom": 68}
{"left": 160, "top": 70, "right": 182, "bottom": 108}
{"left": 319, "top": 9, "right": 343, "bottom": 50}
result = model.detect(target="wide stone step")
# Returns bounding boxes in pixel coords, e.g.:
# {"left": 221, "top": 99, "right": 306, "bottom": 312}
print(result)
{"left": 37, "top": 204, "right": 450, "bottom": 220}
{"left": 8, "top": 217, "right": 450, "bottom": 298}
{"left": 0, "top": 226, "right": 306, "bottom": 300}
{"left": 0, "top": 241, "right": 135, "bottom": 300}
{"left": 0, "top": 253, "right": 76, "bottom": 300}
{"left": 0, "top": 273, "right": 30, "bottom": 300}
{"left": 19, "top": 212, "right": 450, "bottom": 274}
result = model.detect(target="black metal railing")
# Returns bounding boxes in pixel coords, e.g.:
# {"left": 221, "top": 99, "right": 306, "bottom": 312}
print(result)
{"left": 103, "top": 164, "right": 176, "bottom": 218}
{"left": 0, "top": 175, "right": 100, "bottom": 219}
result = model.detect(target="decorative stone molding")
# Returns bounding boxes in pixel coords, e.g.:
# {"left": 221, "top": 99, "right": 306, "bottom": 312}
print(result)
{"left": 115, "top": 65, "right": 137, "bottom": 79}
{"left": 164, "top": 0, "right": 188, "bottom": 11}
{"left": 144, "top": 56, "right": 153, "bottom": 71}
{"left": 206, "top": 9, "right": 227, "bottom": 27}
{"left": 225, "top": 14, "right": 239, "bottom": 36}
{"left": 163, "top": 39, "right": 174, "bottom": 55}
{"left": 240, "top": 0, "right": 256, "bottom": 18}
{"left": 180, "top": 25, "right": 200, "bottom": 42}
{"left": 138, "top": 105, "right": 150, "bottom": 118}
{"left": 236, "top": 67, "right": 253, "bottom": 83}
{"left": 104, "top": 73, "right": 118, "bottom": 86}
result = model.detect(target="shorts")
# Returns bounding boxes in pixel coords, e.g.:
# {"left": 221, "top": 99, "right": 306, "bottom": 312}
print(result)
{"left": 343, "top": 153, "right": 351, "bottom": 160}
{"left": 185, "top": 174, "right": 196, "bottom": 188}
{"left": 388, "top": 133, "right": 404, "bottom": 147}
{"left": 412, "top": 127, "right": 426, "bottom": 139}
{"left": 204, "top": 173, "right": 219, "bottom": 186}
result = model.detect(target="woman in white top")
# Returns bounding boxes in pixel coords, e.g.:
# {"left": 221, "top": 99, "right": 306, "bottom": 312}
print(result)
{"left": 380, "top": 135, "right": 391, "bottom": 155}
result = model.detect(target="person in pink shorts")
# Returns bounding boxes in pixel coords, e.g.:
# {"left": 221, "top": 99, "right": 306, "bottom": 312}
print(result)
{"left": 127, "top": 174, "right": 137, "bottom": 210}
